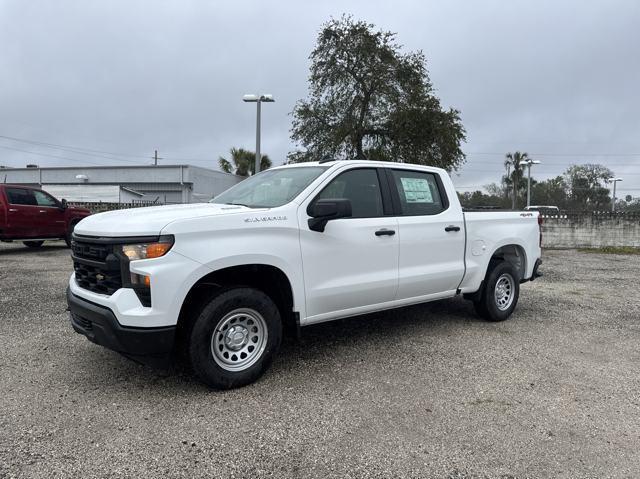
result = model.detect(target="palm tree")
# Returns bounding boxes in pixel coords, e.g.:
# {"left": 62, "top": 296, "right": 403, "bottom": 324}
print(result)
{"left": 504, "top": 151, "right": 529, "bottom": 209}
{"left": 218, "top": 147, "right": 272, "bottom": 177}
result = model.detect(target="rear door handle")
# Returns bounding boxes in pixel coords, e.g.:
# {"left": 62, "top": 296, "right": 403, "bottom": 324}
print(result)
{"left": 375, "top": 229, "right": 396, "bottom": 236}
{"left": 444, "top": 225, "right": 461, "bottom": 232}
{"left": 8, "top": 208, "right": 18, "bottom": 213}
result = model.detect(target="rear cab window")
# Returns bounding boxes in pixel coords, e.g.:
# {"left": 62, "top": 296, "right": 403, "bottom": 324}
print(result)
{"left": 6, "top": 188, "right": 37, "bottom": 206}
{"left": 389, "top": 169, "right": 448, "bottom": 216}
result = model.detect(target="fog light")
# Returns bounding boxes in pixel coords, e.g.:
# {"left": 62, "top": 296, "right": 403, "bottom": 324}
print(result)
{"left": 130, "top": 273, "right": 151, "bottom": 307}
{"left": 131, "top": 273, "right": 150, "bottom": 286}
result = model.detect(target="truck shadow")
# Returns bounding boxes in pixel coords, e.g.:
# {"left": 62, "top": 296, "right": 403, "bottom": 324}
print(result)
{"left": 67, "top": 297, "right": 480, "bottom": 394}
{"left": 280, "top": 297, "right": 476, "bottom": 358}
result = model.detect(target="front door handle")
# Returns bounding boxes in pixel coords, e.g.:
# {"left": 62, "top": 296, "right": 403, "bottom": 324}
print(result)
{"left": 444, "top": 225, "right": 461, "bottom": 232}
{"left": 8, "top": 208, "right": 18, "bottom": 213}
{"left": 375, "top": 229, "right": 396, "bottom": 237}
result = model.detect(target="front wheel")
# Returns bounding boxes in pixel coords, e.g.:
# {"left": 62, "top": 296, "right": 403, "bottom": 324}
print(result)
{"left": 23, "top": 241, "right": 44, "bottom": 248}
{"left": 188, "top": 287, "right": 282, "bottom": 389}
{"left": 473, "top": 261, "right": 520, "bottom": 322}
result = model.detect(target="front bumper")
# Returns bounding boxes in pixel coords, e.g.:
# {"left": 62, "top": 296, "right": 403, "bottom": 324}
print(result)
{"left": 67, "top": 287, "right": 176, "bottom": 367}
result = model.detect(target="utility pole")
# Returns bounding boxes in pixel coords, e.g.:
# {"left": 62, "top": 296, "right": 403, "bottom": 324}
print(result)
{"left": 153, "top": 149, "right": 163, "bottom": 166}
{"left": 154, "top": 150, "right": 158, "bottom": 166}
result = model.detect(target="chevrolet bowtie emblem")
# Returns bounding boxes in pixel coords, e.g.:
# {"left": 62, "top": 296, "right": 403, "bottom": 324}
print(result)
{"left": 95, "top": 273, "right": 105, "bottom": 281}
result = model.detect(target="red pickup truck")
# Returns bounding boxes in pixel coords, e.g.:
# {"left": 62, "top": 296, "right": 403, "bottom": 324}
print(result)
{"left": 0, "top": 184, "right": 91, "bottom": 247}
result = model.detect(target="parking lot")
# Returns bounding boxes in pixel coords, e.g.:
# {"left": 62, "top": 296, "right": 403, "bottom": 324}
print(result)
{"left": 1, "top": 242, "right": 639, "bottom": 478}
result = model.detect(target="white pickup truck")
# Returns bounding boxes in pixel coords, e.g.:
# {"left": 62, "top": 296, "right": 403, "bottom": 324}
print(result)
{"left": 67, "top": 160, "right": 542, "bottom": 389}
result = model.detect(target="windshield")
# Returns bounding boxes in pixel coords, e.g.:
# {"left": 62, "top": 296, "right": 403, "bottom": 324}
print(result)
{"left": 211, "top": 166, "right": 328, "bottom": 208}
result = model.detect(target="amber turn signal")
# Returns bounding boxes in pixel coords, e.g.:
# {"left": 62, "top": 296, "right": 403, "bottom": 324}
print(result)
{"left": 146, "top": 242, "right": 172, "bottom": 259}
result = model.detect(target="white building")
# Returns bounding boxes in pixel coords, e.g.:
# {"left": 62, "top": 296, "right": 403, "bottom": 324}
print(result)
{"left": 0, "top": 164, "right": 242, "bottom": 204}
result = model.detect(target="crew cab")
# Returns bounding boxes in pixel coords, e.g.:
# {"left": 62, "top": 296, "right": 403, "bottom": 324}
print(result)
{"left": 67, "top": 160, "right": 542, "bottom": 389}
{"left": 0, "top": 184, "right": 90, "bottom": 247}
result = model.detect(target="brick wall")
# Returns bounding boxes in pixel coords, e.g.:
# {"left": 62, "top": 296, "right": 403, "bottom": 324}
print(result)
{"left": 542, "top": 212, "right": 640, "bottom": 248}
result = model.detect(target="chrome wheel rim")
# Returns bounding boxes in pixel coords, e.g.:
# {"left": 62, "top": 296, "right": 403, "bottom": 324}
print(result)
{"left": 211, "top": 308, "right": 268, "bottom": 372}
{"left": 494, "top": 273, "right": 515, "bottom": 311}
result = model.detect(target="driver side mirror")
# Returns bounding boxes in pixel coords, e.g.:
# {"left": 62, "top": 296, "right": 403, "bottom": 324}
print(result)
{"left": 60, "top": 198, "right": 68, "bottom": 210}
{"left": 307, "top": 198, "right": 352, "bottom": 232}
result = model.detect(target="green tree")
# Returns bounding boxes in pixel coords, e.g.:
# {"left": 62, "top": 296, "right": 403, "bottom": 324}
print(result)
{"left": 218, "top": 147, "right": 272, "bottom": 177}
{"left": 458, "top": 190, "right": 510, "bottom": 209}
{"left": 504, "top": 151, "right": 530, "bottom": 209}
{"left": 564, "top": 164, "right": 613, "bottom": 210}
{"left": 289, "top": 16, "right": 466, "bottom": 170}
{"left": 530, "top": 176, "right": 569, "bottom": 208}
{"left": 621, "top": 197, "right": 640, "bottom": 212}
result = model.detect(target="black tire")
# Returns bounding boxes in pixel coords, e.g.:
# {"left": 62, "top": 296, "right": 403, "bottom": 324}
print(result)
{"left": 23, "top": 241, "right": 44, "bottom": 248}
{"left": 65, "top": 221, "right": 78, "bottom": 247}
{"left": 473, "top": 261, "right": 520, "bottom": 322}
{"left": 188, "top": 287, "right": 282, "bottom": 389}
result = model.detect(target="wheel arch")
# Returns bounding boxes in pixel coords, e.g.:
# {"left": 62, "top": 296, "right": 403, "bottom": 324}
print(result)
{"left": 487, "top": 243, "right": 528, "bottom": 282}
{"left": 175, "top": 263, "right": 298, "bottom": 350}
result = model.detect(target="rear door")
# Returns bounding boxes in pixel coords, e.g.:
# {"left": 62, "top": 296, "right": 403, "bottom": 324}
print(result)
{"left": 4, "top": 187, "right": 40, "bottom": 238}
{"left": 386, "top": 168, "right": 466, "bottom": 300}
{"left": 298, "top": 167, "right": 399, "bottom": 322}
{"left": 32, "top": 190, "right": 66, "bottom": 237}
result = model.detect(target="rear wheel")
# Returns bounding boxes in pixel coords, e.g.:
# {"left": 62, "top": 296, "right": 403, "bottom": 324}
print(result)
{"left": 473, "top": 261, "right": 520, "bottom": 322}
{"left": 187, "top": 287, "right": 282, "bottom": 389}
{"left": 23, "top": 241, "right": 44, "bottom": 248}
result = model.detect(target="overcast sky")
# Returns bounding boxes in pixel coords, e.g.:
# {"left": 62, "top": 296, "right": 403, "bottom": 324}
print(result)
{"left": 1, "top": 0, "right": 639, "bottom": 196}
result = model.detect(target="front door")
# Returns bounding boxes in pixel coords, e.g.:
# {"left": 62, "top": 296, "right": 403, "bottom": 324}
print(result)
{"left": 32, "top": 190, "right": 66, "bottom": 237}
{"left": 298, "top": 167, "right": 399, "bottom": 323}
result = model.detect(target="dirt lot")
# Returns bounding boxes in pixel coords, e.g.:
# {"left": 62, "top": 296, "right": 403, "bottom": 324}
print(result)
{"left": 0, "top": 242, "right": 639, "bottom": 478}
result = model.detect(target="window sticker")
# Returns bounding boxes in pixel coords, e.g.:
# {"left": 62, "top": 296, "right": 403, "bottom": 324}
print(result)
{"left": 400, "top": 177, "right": 433, "bottom": 203}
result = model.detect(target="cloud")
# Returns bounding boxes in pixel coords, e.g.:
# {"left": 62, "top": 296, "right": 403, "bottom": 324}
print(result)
{"left": 1, "top": 0, "right": 638, "bottom": 194}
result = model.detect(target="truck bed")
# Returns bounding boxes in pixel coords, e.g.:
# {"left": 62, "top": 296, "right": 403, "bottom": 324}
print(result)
{"left": 459, "top": 210, "right": 541, "bottom": 293}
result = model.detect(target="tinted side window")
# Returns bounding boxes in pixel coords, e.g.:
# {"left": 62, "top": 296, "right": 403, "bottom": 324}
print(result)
{"left": 390, "top": 170, "right": 445, "bottom": 216}
{"left": 6, "top": 188, "right": 37, "bottom": 206}
{"left": 316, "top": 169, "right": 384, "bottom": 218}
{"left": 33, "top": 190, "right": 59, "bottom": 207}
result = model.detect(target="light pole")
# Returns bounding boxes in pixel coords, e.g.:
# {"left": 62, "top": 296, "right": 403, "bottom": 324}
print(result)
{"left": 608, "top": 177, "right": 623, "bottom": 212}
{"left": 524, "top": 159, "right": 541, "bottom": 207}
{"left": 505, "top": 160, "right": 512, "bottom": 206}
{"left": 243, "top": 94, "right": 275, "bottom": 175}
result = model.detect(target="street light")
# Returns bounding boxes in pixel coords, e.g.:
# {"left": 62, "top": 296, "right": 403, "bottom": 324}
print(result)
{"left": 608, "top": 177, "right": 623, "bottom": 212}
{"left": 243, "top": 94, "right": 275, "bottom": 175}
{"left": 524, "top": 159, "right": 541, "bottom": 208}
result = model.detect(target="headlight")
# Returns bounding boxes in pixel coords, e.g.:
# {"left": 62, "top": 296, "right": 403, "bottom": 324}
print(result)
{"left": 121, "top": 235, "right": 174, "bottom": 261}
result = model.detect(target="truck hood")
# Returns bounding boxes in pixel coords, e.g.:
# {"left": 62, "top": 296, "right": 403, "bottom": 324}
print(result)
{"left": 74, "top": 203, "right": 257, "bottom": 237}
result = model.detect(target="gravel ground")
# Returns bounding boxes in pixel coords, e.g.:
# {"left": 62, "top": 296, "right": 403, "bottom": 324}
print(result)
{"left": 1, "top": 242, "right": 639, "bottom": 478}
